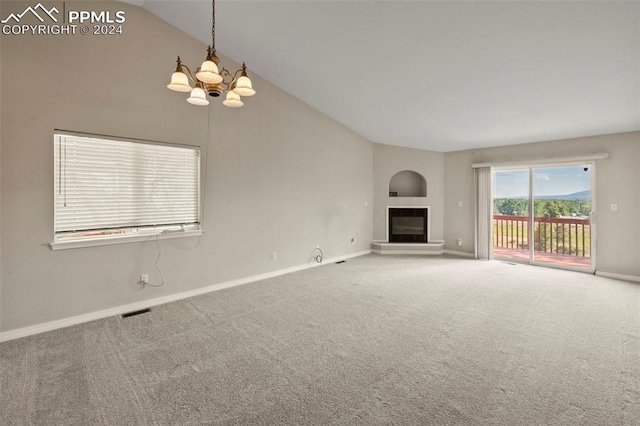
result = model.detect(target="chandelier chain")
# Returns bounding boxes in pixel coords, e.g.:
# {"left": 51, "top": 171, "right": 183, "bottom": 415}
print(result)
{"left": 211, "top": 0, "right": 215, "bottom": 51}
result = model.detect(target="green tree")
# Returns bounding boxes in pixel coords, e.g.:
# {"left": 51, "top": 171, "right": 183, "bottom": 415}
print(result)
{"left": 494, "top": 198, "right": 529, "bottom": 216}
{"left": 545, "top": 200, "right": 568, "bottom": 218}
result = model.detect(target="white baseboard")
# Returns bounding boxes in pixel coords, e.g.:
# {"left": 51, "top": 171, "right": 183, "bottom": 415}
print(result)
{"left": 443, "top": 250, "right": 475, "bottom": 258}
{"left": 0, "top": 249, "right": 372, "bottom": 342}
{"left": 595, "top": 271, "right": 640, "bottom": 283}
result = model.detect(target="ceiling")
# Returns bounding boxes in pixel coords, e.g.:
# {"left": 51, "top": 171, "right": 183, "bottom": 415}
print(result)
{"left": 130, "top": 0, "right": 640, "bottom": 152}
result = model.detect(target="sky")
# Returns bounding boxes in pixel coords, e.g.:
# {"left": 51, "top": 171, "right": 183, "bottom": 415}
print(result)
{"left": 493, "top": 165, "right": 591, "bottom": 198}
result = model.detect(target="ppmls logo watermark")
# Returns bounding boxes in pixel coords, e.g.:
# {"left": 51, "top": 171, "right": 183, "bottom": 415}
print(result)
{"left": 2, "top": 2, "right": 126, "bottom": 36}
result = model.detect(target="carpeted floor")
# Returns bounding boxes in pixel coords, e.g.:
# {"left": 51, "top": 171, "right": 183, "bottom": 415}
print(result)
{"left": 1, "top": 254, "right": 640, "bottom": 425}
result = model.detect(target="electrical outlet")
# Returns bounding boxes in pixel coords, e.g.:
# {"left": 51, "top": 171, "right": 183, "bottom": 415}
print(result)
{"left": 271, "top": 252, "right": 277, "bottom": 261}
{"left": 140, "top": 274, "right": 149, "bottom": 285}
{"left": 457, "top": 239, "right": 463, "bottom": 247}
{"left": 611, "top": 203, "right": 618, "bottom": 212}
{"left": 351, "top": 238, "right": 356, "bottom": 244}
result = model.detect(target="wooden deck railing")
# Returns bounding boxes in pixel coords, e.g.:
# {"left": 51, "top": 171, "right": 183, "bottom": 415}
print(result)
{"left": 493, "top": 215, "right": 591, "bottom": 257}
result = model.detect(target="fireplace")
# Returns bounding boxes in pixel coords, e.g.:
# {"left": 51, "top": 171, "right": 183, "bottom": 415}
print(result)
{"left": 387, "top": 207, "right": 428, "bottom": 243}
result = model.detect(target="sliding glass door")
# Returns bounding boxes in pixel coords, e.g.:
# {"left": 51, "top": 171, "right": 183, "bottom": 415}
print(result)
{"left": 492, "top": 164, "right": 594, "bottom": 272}
{"left": 531, "top": 166, "right": 593, "bottom": 270}
{"left": 492, "top": 169, "right": 530, "bottom": 263}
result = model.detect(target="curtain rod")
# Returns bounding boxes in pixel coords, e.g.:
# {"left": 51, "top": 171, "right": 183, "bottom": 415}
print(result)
{"left": 471, "top": 152, "right": 609, "bottom": 169}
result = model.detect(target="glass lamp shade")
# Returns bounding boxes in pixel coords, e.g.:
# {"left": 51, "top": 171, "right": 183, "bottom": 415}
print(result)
{"left": 223, "top": 91, "right": 244, "bottom": 108}
{"left": 233, "top": 75, "right": 256, "bottom": 96}
{"left": 196, "top": 60, "right": 223, "bottom": 84}
{"left": 187, "top": 87, "right": 209, "bottom": 106}
{"left": 167, "top": 71, "right": 192, "bottom": 92}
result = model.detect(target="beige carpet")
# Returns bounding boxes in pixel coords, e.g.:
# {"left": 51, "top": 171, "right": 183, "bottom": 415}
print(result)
{"left": 1, "top": 254, "right": 640, "bottom": 425}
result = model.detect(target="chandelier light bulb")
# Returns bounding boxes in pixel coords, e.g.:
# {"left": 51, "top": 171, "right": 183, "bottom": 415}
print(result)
{"left": 167, "top": 70, "right": 192, "bottom": 93}
{"left": 196, "top": 59, "right": 223, "bottom": 84}
{"left": 233, "top": 75, "right": 255, "bottom": 97}
{"left": 187, "top": 86, "right": 210, "bottom": 106}
{"left": 223, "top": 91, "right": 244, "bottom": 108}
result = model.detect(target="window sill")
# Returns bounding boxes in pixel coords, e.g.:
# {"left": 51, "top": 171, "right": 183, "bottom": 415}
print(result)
{"left": 50, "top": 229, "right": 203, "bottom": 251}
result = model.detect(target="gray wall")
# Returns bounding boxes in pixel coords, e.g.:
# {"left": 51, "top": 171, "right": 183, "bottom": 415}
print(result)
{"left": 373, "top": 144, "right": 444, "bottom": 242}
{"left": 0, "top": 1, "right": 373, "bottom": 332}
{"left": 444, "top": 132, "right": 640, "bottom": 277}
{"left": 0, "top": 17, "right": 3, "bottom": 323}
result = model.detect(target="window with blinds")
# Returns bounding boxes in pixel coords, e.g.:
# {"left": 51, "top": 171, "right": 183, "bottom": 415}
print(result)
{"left": 53, "top": 132, "right": 200, "bottom": 240}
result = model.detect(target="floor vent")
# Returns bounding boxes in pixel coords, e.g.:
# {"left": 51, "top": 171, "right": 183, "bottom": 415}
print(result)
{"left": 336, "top": 260, "right": 346, "bottom": 264}
{"left": 121, "top": 308, "right": 151, "bottom": 318}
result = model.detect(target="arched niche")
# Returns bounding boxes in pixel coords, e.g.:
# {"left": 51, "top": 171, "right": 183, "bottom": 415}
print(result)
{"left": 389, "top": 170, "right": 427, "bottom": 197}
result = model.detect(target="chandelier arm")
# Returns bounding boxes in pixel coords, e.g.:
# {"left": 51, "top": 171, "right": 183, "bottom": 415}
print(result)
{"left": 179, "top": 64, "right": 199, "bottom": 84}
{"left": 219, "top": 68, "right": 233, "bottom": 90}
{"left": 221, "top": 68, "right": 245, "bottom": 90}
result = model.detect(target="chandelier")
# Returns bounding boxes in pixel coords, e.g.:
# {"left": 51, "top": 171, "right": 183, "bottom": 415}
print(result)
{"left": 166, "top": 0, "right": 255, "bottom": 107}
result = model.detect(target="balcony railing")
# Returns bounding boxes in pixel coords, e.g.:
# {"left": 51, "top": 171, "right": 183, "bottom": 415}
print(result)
{"left": 493, "top": 215, "right": 591, "bottom": 257}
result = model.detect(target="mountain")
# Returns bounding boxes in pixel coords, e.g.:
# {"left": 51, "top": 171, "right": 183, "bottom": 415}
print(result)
{"left": 537, "top": 190, "right": 591, "bottom": 200}
{"left": 502, "top": 190, "right": 590, "bottom": 200}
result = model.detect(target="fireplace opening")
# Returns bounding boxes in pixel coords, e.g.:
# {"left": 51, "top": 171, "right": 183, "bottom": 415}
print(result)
{"left": 388, "top": 208, "right": 428, "bottom": 243}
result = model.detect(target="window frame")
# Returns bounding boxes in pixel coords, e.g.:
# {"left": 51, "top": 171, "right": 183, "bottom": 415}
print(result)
{"left": 50, "top": 130, "right": 203, "bottom": 250}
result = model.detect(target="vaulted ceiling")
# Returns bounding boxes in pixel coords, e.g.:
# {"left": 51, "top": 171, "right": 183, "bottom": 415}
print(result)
{"left": 130, "top": 1, "right": 640, "bottom": 152}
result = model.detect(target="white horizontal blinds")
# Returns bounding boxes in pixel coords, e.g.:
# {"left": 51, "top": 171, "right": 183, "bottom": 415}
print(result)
{"left": 54, "top": 134, "right": 200, "bottom": 234}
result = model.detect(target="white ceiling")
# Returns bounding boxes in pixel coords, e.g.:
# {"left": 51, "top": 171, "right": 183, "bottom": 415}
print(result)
{"left": 131, "top": 0, "right": 640, "bottom": 152}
